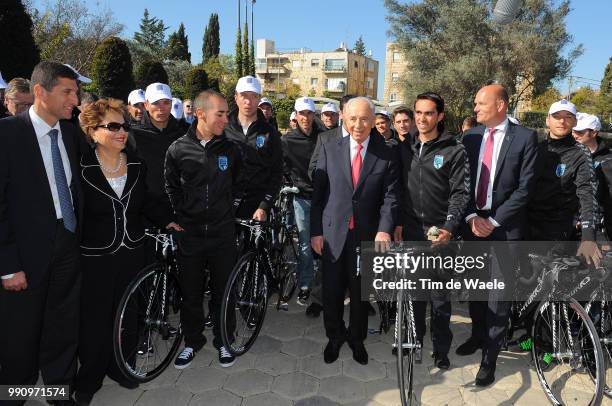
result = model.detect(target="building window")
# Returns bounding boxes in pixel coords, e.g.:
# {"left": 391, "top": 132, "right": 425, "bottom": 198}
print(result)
{"left": 367, "top": 61, "right": 374, "bottom": 71}
{"left": 367, "top": 79, "right": 372, "bottom": 89}
{"left": 392, "top": 72, "right": 399, "bottom": 82}
{"left": 324, "top": 59, "right": 346, "bottom": 71}
{"left": 311, "top": 58, "right": 320, "bottom": 67}
{"left": 392, "top": 51, "right": 400, "bottom": 63}
{"left": 292, "top": 60, "right": 301, "bottom": 68}
{"left": 327, "top": 78, "right": 346, "bottom": 91}
{"left": 310, "top": 78, "right": 318, "bottom": 87}
{"left": 390, "top": 93, "right": 397, "bottom": 102}
{"left": 292, "top": 78, "right": 300, "bottom": 85}
{"left": 354, "top": 61, "right": 358, "bottom": 68}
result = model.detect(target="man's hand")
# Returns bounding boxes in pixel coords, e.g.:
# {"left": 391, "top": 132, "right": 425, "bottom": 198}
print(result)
{"left": 311, "top": 235, "right": 324, "bottom": 256}
{"left": 577, "top": 240, "right": 602, "bottom": 267}
{"left": 166, "top": 222, "right": 184, "bottom": 232}
{"left": 393, "top": 226, "right": 403, "bottom": 242}
{"left": 2, "top": 271, "right": 27, "bottom": 291}
{"left": 253, "top": 209, "right": 267, "bottom": 221}
{"left": 375, "top": 232, "right": 392, "bottom": 253}
{"left": 469, "top": 216, "right": 495, "bottom": 238}
{"left": 432, "top": 228, "right": 452, "bottom": 247}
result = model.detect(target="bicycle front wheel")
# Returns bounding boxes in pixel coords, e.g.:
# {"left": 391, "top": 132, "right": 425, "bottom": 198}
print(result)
{"left": 276, "top": 227, "right": 298, "bottom": 305}
{"left": 113, "top": 262, "right": 183, "bottom": 382}
{"left": 396, "top": 289, "right": 417, "bottom": 406}
{"left": 220, "top": 250, "right": 268, "bottom": 356}
{"left": 532, "top": 298, "right": 605, "bottom": 406}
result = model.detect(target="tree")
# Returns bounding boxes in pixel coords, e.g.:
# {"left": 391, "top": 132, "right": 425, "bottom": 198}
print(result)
{"left": 385, "top": 0, "right": 582, "bottom": 129}
{"left": 202, "top": 13, "right": 220, "bottom": 64}
{"left": 353, "top": 36, "right": 366, "bottom": 56}
{"left": 0, "top": 0, "right": 40, "bottom": 80}
{"left": 135, "top": 60, "right": 168, "bottom": 88}
{"left": 133, "top": 8, "right": 167, "bottom": 56}
{"left": 204, "top": 54, "right": 237, "bottom": 96}
{"left": 250, "top": 39, "right": 256, "bottom": 76}
{"left": 165, "top": 23, "right": 190, "bottom": 62}
{"left": 531, "top": 88, "right": 562, "bottom": 112}
{"left": 235, "top": 24, "right": 243, "bottom": 78}
{"left": 29, "top": 0, "right": 123, "bottom": 76}
{"left": 183, "top": 66, "right": 209, "bottom": 100}
{"left": 600, "top": 57, "right": 612, "bottom": 116}
{"left": 164, "top": 59, "right": 192, "bottom": 99}
{"left": 571, "top": 87, "right": 598, "bottom": 114}
{"left": 90, "top": 36, "right": 134, "bottom": 100}
{"left": 242, "top": 21, "right": 250, "bottom": 77}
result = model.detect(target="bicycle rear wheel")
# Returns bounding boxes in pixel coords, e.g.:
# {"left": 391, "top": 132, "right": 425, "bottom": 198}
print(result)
{"left": 113, "top": 263, "right": 183, "bottom": 382}
{"left": 220, "top": 250, "right": 268, "bottom": 356}
{"left": 396, "top": 289, "right": 417, "bottom": 406}
{"left": 585, "top": 287, "right": 612, "bottom": 398}
{"left": 276, "top": 227, "right": 298, "bottom": 305}
{"left": 532, "top": 298, "right": 604, "bottom": 406}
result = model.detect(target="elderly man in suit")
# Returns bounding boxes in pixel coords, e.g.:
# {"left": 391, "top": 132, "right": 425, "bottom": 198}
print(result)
{"left": 311, "top": 97, "right": 400, "bottom": 365}
{"left": 0, "top": 61, "right": 83, "bottom": 404}
{"left": 457, "top": 83, "right": 538, "bottom": 386}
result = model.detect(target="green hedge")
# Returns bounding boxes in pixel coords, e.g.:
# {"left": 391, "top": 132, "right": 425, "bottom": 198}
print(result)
{"left": 519, "top": 111, "right": 547, "bottom": 130}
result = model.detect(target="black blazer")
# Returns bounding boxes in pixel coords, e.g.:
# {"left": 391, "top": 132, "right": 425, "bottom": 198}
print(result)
{"left": 308, "top": 126, "right": 344, "bottom": 180}
{"left": 311, "top": 133, "right": 400, "bottom": 262}
{"left": 461, "top": 122, "right": 538, "bottom": 240}
{"left": 79, "top": 147, "right": 171, "bottom": 256}
{"left": 0, "top": 112, "right": 83, "bottom": 287}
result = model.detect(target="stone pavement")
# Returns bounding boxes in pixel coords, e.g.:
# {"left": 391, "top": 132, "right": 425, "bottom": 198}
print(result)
{"left": 26, "top": 302, "right": 612, "bottom": 406}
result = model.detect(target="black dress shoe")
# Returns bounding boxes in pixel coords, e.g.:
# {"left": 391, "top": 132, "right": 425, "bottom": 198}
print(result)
{"left": 475, "top": 364, "right": 496, "bottom": 386}
{"left": 455, "top": 338, "right": 482, "bottom": 356}
{"left": 435, "top": 353, "right": 450, "bottom": 369}
{"left": 348, "top": 341, "right": 368, "bottom": 365}
{"left": 306, "top": 302, "right": 323, "bottom": 318}
{"left": 324, "top": 339, "right": 344, "bottom": 364}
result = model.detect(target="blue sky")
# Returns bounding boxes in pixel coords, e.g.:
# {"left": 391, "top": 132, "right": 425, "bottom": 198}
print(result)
{"left": 33, "top": 0, "right": 610, "bottom": 98}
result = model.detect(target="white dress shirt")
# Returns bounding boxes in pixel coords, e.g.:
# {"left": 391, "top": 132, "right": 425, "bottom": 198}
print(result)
{"left": 342, "top": 125, "right": 350, "bottom": 138}
{"left": 349, "top": 135, "right": 369, "bottom": 163}
{"left": 466, "top": 118, "right": 509, "bottom": 226}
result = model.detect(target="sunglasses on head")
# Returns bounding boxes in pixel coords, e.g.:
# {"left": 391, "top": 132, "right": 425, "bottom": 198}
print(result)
{"left": 95, "top": 122, "right": 131, "bottom": 132}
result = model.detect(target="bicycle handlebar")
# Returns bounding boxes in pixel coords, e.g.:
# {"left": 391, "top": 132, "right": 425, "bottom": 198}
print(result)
{"left": 235, "top": 218, "right": 272, "bottom": 228}
{"left": 280, "top": 186, "right": 300, "bottom": 195}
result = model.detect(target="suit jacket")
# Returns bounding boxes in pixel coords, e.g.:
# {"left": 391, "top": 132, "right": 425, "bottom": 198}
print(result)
{"left": 311, "top": 133, "right": 400, "bottom": 262}
{"left": 79, "top": 147, "right": 171, "bottom": 256}
{"left": 308, "top": 126, "right": 344, "bottom": 180}
{"left": 461, "top": 122, "right": 538, "bottom": 240}
{"left": 0, "top": 112, "right": 83, "bottom": 287}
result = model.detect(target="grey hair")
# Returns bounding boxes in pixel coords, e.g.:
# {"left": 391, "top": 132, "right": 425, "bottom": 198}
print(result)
{"left": 344, "top": 96, "right": 375, "bottom": 115}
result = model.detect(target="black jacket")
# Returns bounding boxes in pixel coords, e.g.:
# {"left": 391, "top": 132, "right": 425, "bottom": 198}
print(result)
{"left": 225, "top": 108, "right": 283, "bottom": 211}
{"left": 165, "top": 122, "right": 244, "bottom": 238}
{"left": 527, "top": 134, "right": 598, "bottom": 241}
{"left": 282, "top": 125, "right": 322, "bottom": 199}
{"left": 592, "top": 138, "right": 612, "bottom": 238}
{"left": 308, "top": 126, "right": 344, "bottom": 180}
{"left": 399, "top": 132, "right": 469, "bottom": 238}
{"left": 129, "top": 111, "right": 187, "bottom": 218}
{"left": 80, "top": 148, "right": 170, "bottom": 256}
{"left": 375, "top": 128, "right": 400, "bottom": 147}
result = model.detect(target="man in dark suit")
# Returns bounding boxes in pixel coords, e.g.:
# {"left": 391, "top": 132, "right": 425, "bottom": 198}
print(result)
{"left": 311, "top": 97, "right": 399, "bottom": 365}
{"left": 457, "top": 84, "right": 538, "bottom": 386}
{"left": 0, "top": 62, "right": 82, "bottom": 404}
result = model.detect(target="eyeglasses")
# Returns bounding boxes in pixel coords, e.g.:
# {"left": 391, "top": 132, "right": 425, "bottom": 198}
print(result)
{"left": 184, "top": 105, "right": 192, "bottom": 108}
{"left": 94, "top": 122, "right": 131, "bottom": 132}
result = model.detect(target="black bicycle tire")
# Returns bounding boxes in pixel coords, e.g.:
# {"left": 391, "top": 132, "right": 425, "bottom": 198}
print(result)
{"left": 278, "top": 227, "right": 298, "bottom": 305}
{"left": 396, "top": 289, "right": 416, "bottom": 406}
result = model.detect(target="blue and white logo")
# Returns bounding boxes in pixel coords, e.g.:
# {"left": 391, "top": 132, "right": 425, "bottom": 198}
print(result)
{"left": 256, "top": 135, "right": 266, "bottom": 148}
{"left": 218, "top": 155, "right": 228, "bottom": 171}
{"left": 555, "top": 163, "right": 566, "bottom": 177}
{"left": 433, "top": 155, "right": 444, "bottom": 170}
{"left": 594, "top": 161, "right": 601, "bottom": 169}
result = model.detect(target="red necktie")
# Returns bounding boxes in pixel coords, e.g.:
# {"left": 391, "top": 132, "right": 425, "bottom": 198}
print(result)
{"left": 349, "top": 144, "right": 363, "bottom": 230}
{"left": 476, "top": 129, "right": 496, "bottom": 209}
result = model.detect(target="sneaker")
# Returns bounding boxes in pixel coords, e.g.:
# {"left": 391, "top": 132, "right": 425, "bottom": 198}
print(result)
{"left": 279, "top": 300, "right": 289, "bottom": 311}
{"left": 204, "top": 313, "right": 214, "bottom": 328}
{"left": 174, "top": 347, "right": 195, "bottom": 369}
{"left": 219, "top": 346, "right": 235, "bottom": 367}
{"left": 297, "top": 288, "right": 311, "bottom": 306}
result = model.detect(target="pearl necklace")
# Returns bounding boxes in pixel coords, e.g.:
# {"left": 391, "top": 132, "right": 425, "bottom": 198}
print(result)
{"left": 95, "top": 149, "right": 124, "bottom": 174}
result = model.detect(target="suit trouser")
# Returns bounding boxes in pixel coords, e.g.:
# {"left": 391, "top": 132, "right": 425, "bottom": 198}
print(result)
{"left": 74, "top": 246, "right": 144, "bottom": 395}
{"left": 468, "top": 244, "right": 516, "bottom": 367}
{"left": 178, "top": 235, "right": 236, "bottom": 350}
{"left": 414, "top": 294, "right": 453, "bottom": 356}
{"left": 0, "top": 223, "right": 80, "bottom": 405}
{"left": 322, "top": 230, "right": 368, "bottom": 344}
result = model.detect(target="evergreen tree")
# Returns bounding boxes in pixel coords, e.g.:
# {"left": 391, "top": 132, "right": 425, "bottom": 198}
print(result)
{"left": 183, "top": 66, "right": 209, "bottom": 100}
{"left": 242, "top": 21, "right": 250, "bottom": 77}
{"left": 601, "top": 57, "right": 612, "bottom": 101}
{"left": 0, "top": 0, "right": 40, "bottom": 80}
{"left": 135, "top": 60, "right": 169, "bottom": 88}
{"left": 202, "top": 13, "right": 220, "bottom": 64}
{"left": 91, "top": 36, "right": 134, "bottom": 100}
{"left": 250, "top": 39, "right": 256, "bottom": 76}
{"left": 133, "top": 8, "right": 168, "bottom": 56}
{"left": 166, "top": 23, "right": 191, "bottom": 62}
{"left": 353, "top": 36, "right": 366, "bottom": 56}
{"left": 235, "top": 25, "right": 243, "bottom": 78}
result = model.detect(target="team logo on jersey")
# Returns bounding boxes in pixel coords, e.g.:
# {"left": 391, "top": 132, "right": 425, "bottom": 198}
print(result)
{"left": 256, "top": 135, "right": 266, "bottom": 148}
{"left": 218, "top": 155, "right": 228, "bottom": 171}
{"left": 433, "top": 155, "right": 444, "bottom": 169}
{"left": 594, "top": 161, "right": 601, "bottom": 169}
{"left": 555, "top": 163, "right": 566, "bottom": 177}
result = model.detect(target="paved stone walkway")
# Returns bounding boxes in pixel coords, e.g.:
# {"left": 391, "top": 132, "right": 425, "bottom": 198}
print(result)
{"left": 25, "top": 302, "right": 612, "bottom": 405}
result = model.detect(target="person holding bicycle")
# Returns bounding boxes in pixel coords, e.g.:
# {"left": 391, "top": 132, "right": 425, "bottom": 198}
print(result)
{"left": 282, "top": 97, "right": 324, "bottom": 306}
{"left": 394, "top": 92, "right": 469, "bottom": 370}
{"left": 165, "top": 90, "right": 245, "bottom": 369}
{"left": 75, "top": 98, "right": 180, "bottom": 404}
